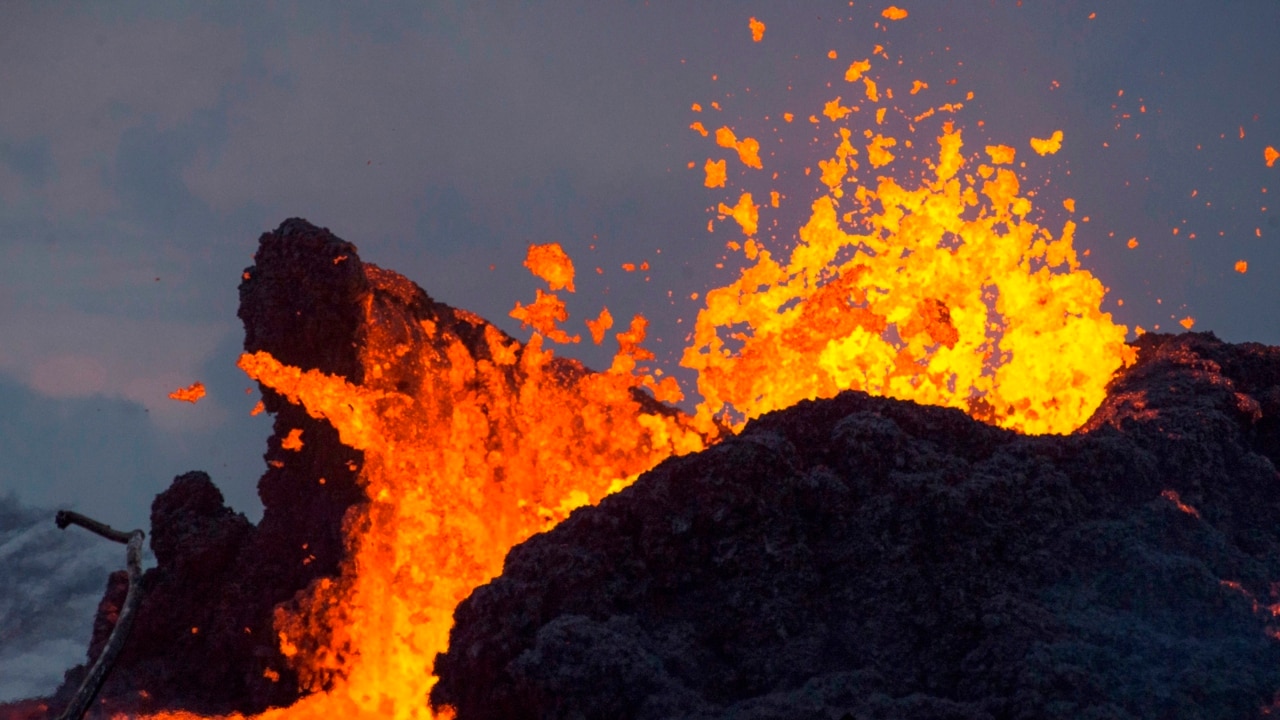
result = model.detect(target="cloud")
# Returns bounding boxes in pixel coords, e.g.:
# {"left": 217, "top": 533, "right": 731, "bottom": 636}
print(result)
{"left": 0, "top": 3, "right": 246, "bottom": 218}
{"left": 0, "top": 494, "right": 123, "bottom": 703}
{"left": 177, "top": 3, "right": 692, "bottom": 246}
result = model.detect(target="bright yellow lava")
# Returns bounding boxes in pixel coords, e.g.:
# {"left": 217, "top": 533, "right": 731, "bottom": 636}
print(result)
{"left": 684, "top": 117, "right": 1133, "bottom": 436}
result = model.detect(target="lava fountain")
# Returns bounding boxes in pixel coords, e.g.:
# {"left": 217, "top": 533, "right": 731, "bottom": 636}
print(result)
{"left": 142, "top": 7, "right": 1137, "bottom": 720}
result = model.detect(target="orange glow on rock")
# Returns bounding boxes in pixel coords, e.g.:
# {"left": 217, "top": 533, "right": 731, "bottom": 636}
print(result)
{"left": 1161, "top": 489, "right": 1200, "bottom": 518}
{"left": 168, "top": 382, "right": 206, "bottom": 404}
{"left": 281, "top": 428, "right": 304, "bottom": 452}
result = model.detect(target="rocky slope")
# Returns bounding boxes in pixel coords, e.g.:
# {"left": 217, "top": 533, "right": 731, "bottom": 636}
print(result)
{"left": 431, "top": 332, "right": 1280, "bottom": 719}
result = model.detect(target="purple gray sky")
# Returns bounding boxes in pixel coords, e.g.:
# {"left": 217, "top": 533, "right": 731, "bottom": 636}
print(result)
{"left": 1, "top": 0, "right": 1277, "bottom": 534}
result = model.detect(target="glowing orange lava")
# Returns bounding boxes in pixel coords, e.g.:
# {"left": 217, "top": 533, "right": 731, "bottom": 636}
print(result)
{"left": 167, "top": 381, "right": 207, "bottom": 404}
{"left": 685, "top": 113, "right": 1132, "bottom": 435}
{"left": 140, "top": 11, "right": 1139, "bottom": 720}
{"left": 229, "top": 287, "right": 708, "bottom": 719}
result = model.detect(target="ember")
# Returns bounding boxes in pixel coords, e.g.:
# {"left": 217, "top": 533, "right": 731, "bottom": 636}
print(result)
{"left": 167, "top": 382, "right": 207, "bottom": 404}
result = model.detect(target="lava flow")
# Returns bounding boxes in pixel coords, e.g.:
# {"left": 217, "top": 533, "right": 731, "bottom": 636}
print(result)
{"left": 230, "top": 278, "right": 708, "bottom": 719}
{"left": 141, "top": 9, "right": 1137, "bottom": 720}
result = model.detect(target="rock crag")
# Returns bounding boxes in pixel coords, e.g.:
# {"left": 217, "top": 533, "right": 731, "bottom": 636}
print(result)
{"left": 432, "top": 332, "right": 1280, "bottom": 719}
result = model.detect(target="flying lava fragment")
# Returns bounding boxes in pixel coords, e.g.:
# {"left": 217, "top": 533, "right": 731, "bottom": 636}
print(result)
{"left": 749, "top": 16, "right": 765, "bottom": 42}
{"left": 1030, "top": 130, "right": 1064, "bottom": 156}
{"left": 705, "top": 158, "right": 727, "bottom": 188}
{"left": 1266, "top": 146, "right": 1279, "bottom": 168}
{"left": 881, "top": 6, "right": 909, "bottom": 20}
{"left": 167, "top": 381, "right": 206, "bottom": 404}
{"left": 715, "top": 126, "right": 763, "bottom": 169}
{"left": 523, "top": 242, "right": 576, "bottom": 292}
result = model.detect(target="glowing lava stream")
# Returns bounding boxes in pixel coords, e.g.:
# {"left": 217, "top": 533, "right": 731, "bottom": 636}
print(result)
{"left": 144, "top": 13, "right": 1136, "bottom": 720}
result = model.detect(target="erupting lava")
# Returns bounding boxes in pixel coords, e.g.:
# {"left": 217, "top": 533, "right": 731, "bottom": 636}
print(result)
{"left": 144, "top": 9, "right": 1136, "bottom": 720}
{"left": 683, "top": 116, "right": 1133, "bottom": 436}
{"left": 226, "top": 266, "right": 707, "bottom": 719}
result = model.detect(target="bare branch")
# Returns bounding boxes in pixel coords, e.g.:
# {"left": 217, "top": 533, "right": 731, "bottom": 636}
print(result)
{"left": 55, "top": 513, "right": 146, "bottom": 720}
{"left": 54, "top": 510, "right": 136, "bottom": 545}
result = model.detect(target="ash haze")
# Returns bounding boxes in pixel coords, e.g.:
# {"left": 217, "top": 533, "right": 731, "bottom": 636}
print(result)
{"left": 0, "top": 0, "right": 1277, "bottom": 702}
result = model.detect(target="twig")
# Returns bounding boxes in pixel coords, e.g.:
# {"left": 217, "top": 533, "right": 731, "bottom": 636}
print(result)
{"left": 54, "top": 511, "right": 146, "bottom": 720}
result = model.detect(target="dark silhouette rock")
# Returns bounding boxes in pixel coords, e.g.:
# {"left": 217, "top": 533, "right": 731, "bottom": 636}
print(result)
{"left": 431, "top": 332, "right": 1280, "bottom": 719}
{"left": 42, "top": 220, "right": 381, "bottom": 716}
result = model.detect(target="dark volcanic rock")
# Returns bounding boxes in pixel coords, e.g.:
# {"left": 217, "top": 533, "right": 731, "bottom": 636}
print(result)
{"left": 54, "top": 473, "right": 258, "bottom": 716}
{"left": 43, "top": 218, "right": 481, "bottom": 716}
{"left": 431, "top": 332, "right": 1280, "bottom": 719}
{"left": 32, "top": 217, "right": 633, "bottom": 718}
{"left": 43, "top": 220, "right": 375, "bottom": 717}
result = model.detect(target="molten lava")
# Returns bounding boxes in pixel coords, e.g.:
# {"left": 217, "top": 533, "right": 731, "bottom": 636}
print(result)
{"left": 229, "top": 285, "right": 707, "bottom": 719}
{"left": 142, "top": 9, "right": 1138, "bottom": 719}
{"left": 168, "top": 382, "right": 207, "bottom": 404}
{"left": 683, "top": 117, "right": 1133, "bottom": 436}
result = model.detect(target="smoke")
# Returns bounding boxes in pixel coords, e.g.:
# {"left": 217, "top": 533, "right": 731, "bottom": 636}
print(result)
{"left": 0, "top": 494, "right": 127, "bottom": 703}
